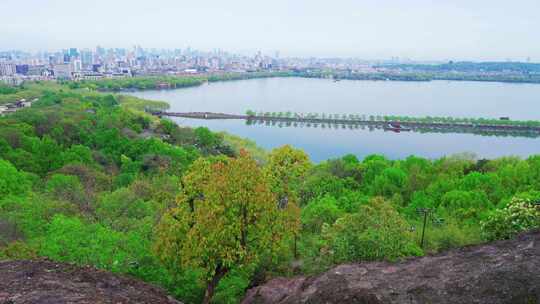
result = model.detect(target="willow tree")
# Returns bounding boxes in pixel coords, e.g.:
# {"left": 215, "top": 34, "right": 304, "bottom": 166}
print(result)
{"left": 154, "top": 152, "right": 295, "bottom": 304}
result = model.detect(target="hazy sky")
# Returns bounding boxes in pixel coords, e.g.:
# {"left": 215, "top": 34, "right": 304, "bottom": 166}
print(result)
{"left": 2, "top": 0, "right": 539, "bottom": 60}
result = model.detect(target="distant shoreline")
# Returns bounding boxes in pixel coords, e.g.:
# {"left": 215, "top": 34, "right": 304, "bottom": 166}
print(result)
{"left": 66, "top": 70, "right": 540, "bottom": 93}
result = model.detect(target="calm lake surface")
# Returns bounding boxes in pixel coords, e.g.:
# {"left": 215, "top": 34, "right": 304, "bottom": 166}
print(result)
{"left": 129, "top": 77, "right": 540, "bottom": 162}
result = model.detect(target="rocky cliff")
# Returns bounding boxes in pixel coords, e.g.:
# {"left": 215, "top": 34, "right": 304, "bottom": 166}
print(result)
{"left": 243, "top": 230, "right": 539, "bottom": 304}
{"left": 0, "top": 259, "right": 182, "bottom": 304}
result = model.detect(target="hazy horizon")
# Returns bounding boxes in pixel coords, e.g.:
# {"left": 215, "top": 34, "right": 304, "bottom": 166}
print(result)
{"left": 2, "top": 0, "right": 539, "bottom": 61}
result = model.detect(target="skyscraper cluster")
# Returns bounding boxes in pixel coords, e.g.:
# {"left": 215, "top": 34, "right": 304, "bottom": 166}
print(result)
{"left": 0, "top": 46, "right": 286, "bottom": 85}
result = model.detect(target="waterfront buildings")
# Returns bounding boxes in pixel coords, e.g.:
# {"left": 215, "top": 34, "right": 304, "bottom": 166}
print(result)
{"left": 1, "top": 46, "right": 537, "bottom": 85}
{"left": 0, "top": 46, "right": 372, "bottom": 84}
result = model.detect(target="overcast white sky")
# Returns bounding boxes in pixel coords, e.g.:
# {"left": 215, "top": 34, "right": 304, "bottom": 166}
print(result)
{"left": 1, "top": 0, "right": 538, "bottom": 61}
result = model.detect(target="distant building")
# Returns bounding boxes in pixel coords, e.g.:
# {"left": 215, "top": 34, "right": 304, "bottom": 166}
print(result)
{"left": 92, "top": 64, "right": 102, "bottom": 72}
{"left": 81, "top": 50, "right": 93, "bottom": 67}
{"left": 69, "top": 48, "right": 79, "bottom": 58}
{"left": 82, "top": 73, "right": 104, "bottom": 81}
{"left": 0, "top": 63, "right": 16, "bottom": 76}
{"left": 53, "top": 64, "right": 72, "bottom": 79}
{"left": 27, "top": 65, "right": 47, "bottom": 76}
{"left": 16, "top": 64, "right": 29, "bottom": 75}
{"left": 71, "top": 59, "right": 82, "bottom": 72}
{"left": 0, "top": 75, "right": 23, "bottom": 85}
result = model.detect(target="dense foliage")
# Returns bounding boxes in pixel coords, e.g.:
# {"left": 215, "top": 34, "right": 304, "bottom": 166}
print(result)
{"left": 0, "top": 82, "right": 43, "bottom": 104}
{"left": 1, "top": 81, "right": 539, "bottom": 303}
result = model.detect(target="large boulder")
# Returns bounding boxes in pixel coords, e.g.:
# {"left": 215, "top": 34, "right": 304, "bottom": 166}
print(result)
{"left": 0, "top": 259, "right": 181, "bottom": 304}
{"left": 243, "top": 230, "right": 539, "bottom": 304}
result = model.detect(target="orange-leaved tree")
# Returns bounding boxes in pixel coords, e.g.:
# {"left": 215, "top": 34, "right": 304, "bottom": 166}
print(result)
{"left": 154, "top": 151, "right": 296, "bottom": 304}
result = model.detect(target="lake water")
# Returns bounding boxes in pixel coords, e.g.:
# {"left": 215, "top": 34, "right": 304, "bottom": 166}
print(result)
{"left": 129, "top": 77, "right": 540, "bottom": 162}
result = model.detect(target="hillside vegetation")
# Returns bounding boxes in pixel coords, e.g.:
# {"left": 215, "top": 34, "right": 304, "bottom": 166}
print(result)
{"left": 0, "top": 82, "right": 539, "bottom": 303}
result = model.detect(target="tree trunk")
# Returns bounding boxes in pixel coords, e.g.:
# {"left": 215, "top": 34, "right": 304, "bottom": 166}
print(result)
{"left": 202, "top": 265, "right": 228, "bottom": 304}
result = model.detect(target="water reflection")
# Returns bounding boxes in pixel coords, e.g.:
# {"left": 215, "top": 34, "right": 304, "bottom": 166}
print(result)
{"left": 244, "top": 119, "right": 540, "bottom": 139}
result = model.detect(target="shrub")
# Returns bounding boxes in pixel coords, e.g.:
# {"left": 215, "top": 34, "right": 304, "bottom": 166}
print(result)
{"left": 0, "top": 241, "right": 37, "bottom": 260}
{"left": 46, "top": 174, "right": 86, "bottom": 208}
{"left": 212, "top": 268, "right": 252, "bottom": 304}
{"left": 322, "top": 197, "right": 422, "bottom": 263}
{"left": 40, "top": 215, "right": 128, "bottom": 271}
{"left": 420, "top": 219, "right": 483, "bottom": 253}
{"left": 481, "top": 197, "right": 540, "bottom": 241}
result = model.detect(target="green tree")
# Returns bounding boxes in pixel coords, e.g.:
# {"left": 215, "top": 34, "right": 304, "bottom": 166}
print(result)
{"left": 0, "top": 159, "right": 32, "bottom": 197}
{"left": 263, "top": 145, "right": 311, "bottom": 258}
{"left": 301, "top": 195, "right": 344, "bottom": 233}
{"left": 194, "top": 127, "right": 222, "bottom": 153}
{"left": 264, "top": 145, "right": 311, "bottom": 202}
{"left": 459, "top": 172, "right": 505, "bottom": 204}
{"left": 439, "top": 190, "right": 492, "bottom": 219}
{"left": 61, "top": 144, "right": 95, "bottom": 165}
{"left": 325, "top": 154, "right": 362, "bottom": 183}
{"left": 33, "top": 135, "right": 64, "bottom": 176}
{"left": 322, "top": 197, "right": 421, "bottom": 263}
{"left": 45, "top": 174, "right": 87, "bottom": 210}
{"left": 95, "top": 187, "right": 153, "bottom": 231}
{"left": 360, "top": 155, "right": 390, "bottom": 189}
{"left": 371, "top": 167, "right": 408, "bottom": 198}
{"left": 334, "top": 190, "right": 370, "bottom": 213}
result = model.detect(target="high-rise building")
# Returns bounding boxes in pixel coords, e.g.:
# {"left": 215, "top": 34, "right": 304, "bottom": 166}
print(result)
{"left": 96, "top": 46, "right": 105, "bottom": 57}
{"left": 81, "top": 50, "right": 93, "bottom": 67}
{"left": 71, "top": 59, "right": 82, "bottom": 72}
{"left": 69, "top": 48, "right": 79, "bottom": 58}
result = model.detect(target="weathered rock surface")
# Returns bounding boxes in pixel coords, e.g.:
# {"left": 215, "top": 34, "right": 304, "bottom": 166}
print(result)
{"left": 0, "top": 259, "right": 181, "bottom": 304}
{"left": 243, "top": 230, "right": 540, "bottom": 304}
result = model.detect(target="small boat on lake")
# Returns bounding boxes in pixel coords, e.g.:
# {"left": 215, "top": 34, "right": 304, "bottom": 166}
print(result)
{"left": 384, "top": 122, "right": 411, "bottom": 132}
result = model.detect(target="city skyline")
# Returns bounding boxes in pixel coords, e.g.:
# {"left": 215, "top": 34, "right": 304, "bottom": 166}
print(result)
{"left": 0, "top": 45, "right": 442, "bottom": 63}
{"left": 1, "top": 45, "right": 537, "bottom": 64}
{"left": 1, "top": 0, "right": 539, "bottom": 61}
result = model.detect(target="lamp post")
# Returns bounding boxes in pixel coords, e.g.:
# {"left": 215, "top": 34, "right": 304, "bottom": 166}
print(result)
{"left": 416, "top": 208, "right": 432, "bottom": 249}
